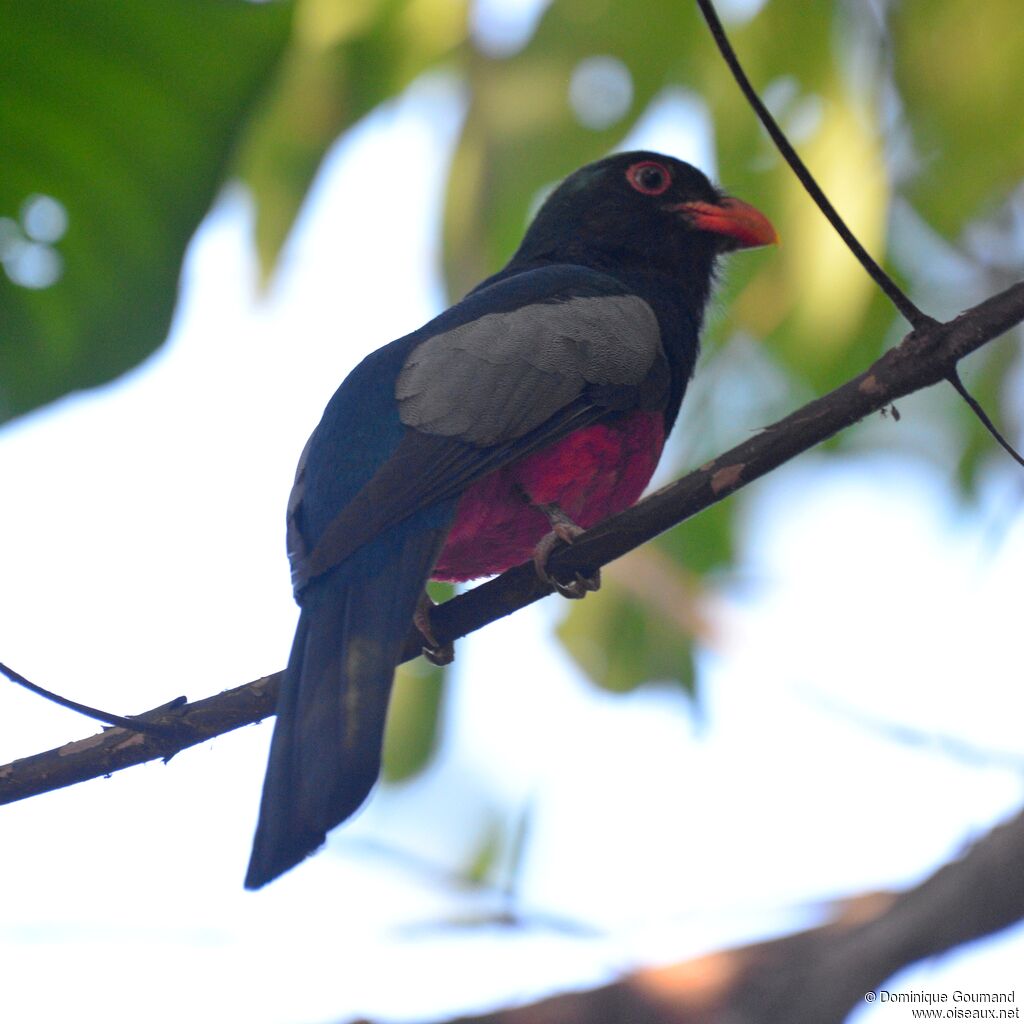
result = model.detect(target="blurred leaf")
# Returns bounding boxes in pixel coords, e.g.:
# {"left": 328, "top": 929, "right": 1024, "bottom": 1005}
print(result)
{"left": 382, "top": 656, "right": 447, "bottom": 782}
{"left": 892, "top": 0, "right": 1024, "bottom": 238}
{"left": 381, "top": 579, "right": 454, "bottom": 781}
{"left": 556, "top": 548, "right": 704, "bottom": 695}
{"left": 444, "top": 0, "right": 707, "bottom": 296}
{"left": 718, "top": 6, "right": 900, "bottom": 393}
{"left": 750, "top": 94, "right": 887, "bottom": 360}
{"left": 701, "top": 0, "right": 834, "bottom": 350}
{"left": 462, "top": 816, "right": 505, "bottom": 887}
{"left": 0, "top": 0, "right": 292, "bottom": 423}
{"left": 238, "top": 0, "right": 468, "bottom": 280}
{"left": 656, "top": 499, "right": 734, "bottom": 578}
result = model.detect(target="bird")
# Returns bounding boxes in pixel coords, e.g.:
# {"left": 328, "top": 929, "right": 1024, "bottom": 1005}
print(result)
{"left": 245, "top": 150, "right": 776, "bottom": 888}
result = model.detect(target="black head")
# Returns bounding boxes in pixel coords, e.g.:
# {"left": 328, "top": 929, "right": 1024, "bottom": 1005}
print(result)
{"left": 512, "top": 151, "right": 776, "bottom": 288}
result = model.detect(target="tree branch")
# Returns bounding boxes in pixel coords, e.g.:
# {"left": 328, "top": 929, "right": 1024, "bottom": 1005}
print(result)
{"left": 1, "top": 280, "right": 1022, "bottom": 806}
{"left": 0, "top": 674, "right": 278, "bottom": 802}
{"left": 403, "top": 803, "right": 1024, "bottom": 1024}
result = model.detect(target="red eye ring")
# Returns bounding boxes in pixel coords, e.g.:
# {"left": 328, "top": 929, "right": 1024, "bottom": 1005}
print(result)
{"left": 626, "top": 161, "right": 672, "bottom": 196}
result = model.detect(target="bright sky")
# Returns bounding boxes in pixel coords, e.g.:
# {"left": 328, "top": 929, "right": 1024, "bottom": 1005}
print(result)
{"left": 1, "top": 63, "right": 1022, "bottom": 1024}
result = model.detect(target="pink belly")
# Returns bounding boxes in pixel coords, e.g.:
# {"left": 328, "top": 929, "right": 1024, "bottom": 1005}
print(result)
{"left": 432, "top": 410, "right": 665, "bottom": 582}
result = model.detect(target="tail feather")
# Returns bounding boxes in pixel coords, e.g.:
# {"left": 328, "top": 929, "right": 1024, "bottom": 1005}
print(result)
{"left": 245, "top": 522, "right": 448, "bottom": 889}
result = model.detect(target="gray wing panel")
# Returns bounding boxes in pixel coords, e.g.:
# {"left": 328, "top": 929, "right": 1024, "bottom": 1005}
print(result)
{"left": 395, "top": 293, "right": 661, "bottom": 446}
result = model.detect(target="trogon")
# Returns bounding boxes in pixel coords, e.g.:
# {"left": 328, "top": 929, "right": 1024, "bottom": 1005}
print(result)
{"left": 245, "top": 151, "right": 776, "bottom": 888}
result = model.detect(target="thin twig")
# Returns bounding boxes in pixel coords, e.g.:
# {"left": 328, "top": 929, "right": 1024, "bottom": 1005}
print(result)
{"left": 799, "top": 685, "right": 1024, "bottom": 774}
{"left": 694, "top": 0, "right": 931, "bottom": 328}
{"left": 947, "top": 368, "right": 1024, "bottom": 468}
{"left": 0, "top": 660, "right": 185, "bottom": 737}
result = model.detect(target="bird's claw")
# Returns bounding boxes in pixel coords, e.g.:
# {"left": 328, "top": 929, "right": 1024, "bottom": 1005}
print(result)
{"left": 414, "top": 592, "right": 455, "bottom": 666}
{"left": 533, "top": 505, "right": 601, "bottom": 599}
{"left": 421, "top": 642, "right": 455, "bottom": 667}
{"left": 549, "top": 567, "right": 602, "bottom": 600}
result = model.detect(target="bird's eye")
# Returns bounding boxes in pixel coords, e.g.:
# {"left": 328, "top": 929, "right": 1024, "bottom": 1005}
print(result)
{"left": 626, "top": 161, "right": 671, "bottom": 196}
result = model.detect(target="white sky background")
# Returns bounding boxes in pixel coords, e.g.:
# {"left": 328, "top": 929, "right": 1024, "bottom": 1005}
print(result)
{"left": 2, "top": 41, "right": 1024, "bottom": 1024}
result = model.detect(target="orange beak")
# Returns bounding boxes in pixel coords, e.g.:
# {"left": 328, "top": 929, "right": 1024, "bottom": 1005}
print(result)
{"left": 672, "top": 197, "right": 778, "bottom": 250}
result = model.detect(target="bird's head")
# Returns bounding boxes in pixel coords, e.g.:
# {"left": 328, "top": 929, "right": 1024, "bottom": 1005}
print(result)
{"left": 513, "top": 151, "right": 777, "bottom": 291}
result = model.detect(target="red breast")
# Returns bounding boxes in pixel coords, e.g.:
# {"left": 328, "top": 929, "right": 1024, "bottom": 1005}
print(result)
{"left": 432, "top": 410, "right": 665, "bottom": 582}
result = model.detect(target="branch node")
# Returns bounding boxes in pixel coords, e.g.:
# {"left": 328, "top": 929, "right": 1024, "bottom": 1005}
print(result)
{"left": 0, "top": 659, "right": 185, "bottom": 738}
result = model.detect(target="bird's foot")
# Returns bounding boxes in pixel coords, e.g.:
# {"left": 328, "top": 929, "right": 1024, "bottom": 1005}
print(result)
{"left": 414, "top": 591, "right": 455, "bottom": 666}
{"left": 533, "top": 505, "right": 601, "bottom": 599}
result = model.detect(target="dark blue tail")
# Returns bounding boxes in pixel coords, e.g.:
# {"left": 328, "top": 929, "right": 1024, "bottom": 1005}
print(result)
{"left": 245, "top": 522, "right": 448, "bottom": 889}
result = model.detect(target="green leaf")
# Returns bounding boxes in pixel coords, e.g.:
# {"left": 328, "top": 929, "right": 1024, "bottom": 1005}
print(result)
{"left": 655, "top": 499, "right": 733, "bottom": 578}
{"left": 461, "top": 816, "right": 505, "bottom": 887}
{"left": 380, "top": 579, "right": 454, "bottom": 782}
{"left": 556, "top": 552, "right": 700, "bottom": 695}
{"left": 381, "top": 656, "right": 447, "bottom": 782}
{"left": 714, "top": 5, "right": 898, "bottom": 390}
{"left": 238, "top": 0, "right": 469, "bottom": 280}
{"left": 892, "top": 0, "right": 1024, "bottom": 238}
{"left": 0, "top": 0, "right": 292, "bottom": 423}
{"left": 444, "top": 0, "right": 707, "bottom": 297}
